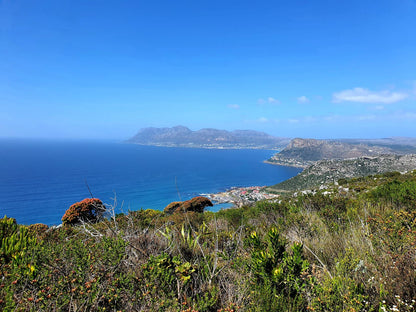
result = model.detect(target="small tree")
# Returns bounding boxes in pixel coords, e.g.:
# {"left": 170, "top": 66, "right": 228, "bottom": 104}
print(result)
{"left": 62, "top": 198, "right": 106, "bottom": 226}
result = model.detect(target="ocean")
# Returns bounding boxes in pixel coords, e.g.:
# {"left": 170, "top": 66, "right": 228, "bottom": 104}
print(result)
{"left": 0, "top": 139, "right": 301, "bottom": 225}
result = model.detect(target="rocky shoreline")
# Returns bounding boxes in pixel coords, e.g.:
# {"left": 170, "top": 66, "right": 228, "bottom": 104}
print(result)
{"left": 202, "top": 186, "right": 280, "bottom": 208}
{"left": 263, "top": 159, "right": 310, "bottom": 168}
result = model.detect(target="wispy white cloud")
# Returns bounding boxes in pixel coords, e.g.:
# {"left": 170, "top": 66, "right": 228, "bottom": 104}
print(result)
{"left": 297, "top": 96, "right": 310, "bottom": 104}
{"left": 257, "top": 97, "right": 280, "bottom": 105}
{"left": 268, "top": 97, "right": 279, "bottom": 104}
{"left": 356, "top": 114, "right": 377, "bottom": 121}
{"left": 332, "top": 87, "right": 408, "bottom": 104}
{"left": 227, "top": 104, "right": 240, "bottom": 109}
{"left": 323, "top": 115, "right": 341, "bottom": 122}
{"left": 257, "top": 117, "right": 269, "bottom": 123}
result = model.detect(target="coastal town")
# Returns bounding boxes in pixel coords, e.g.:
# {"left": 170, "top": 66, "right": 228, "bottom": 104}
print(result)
{"left": 203, "top": 186, "right": 280, "bottom": 207}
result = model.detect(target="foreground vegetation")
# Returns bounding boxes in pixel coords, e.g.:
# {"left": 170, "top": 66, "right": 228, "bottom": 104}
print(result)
{"left": 1, "top": 170, "right": 416, "bottom": 311}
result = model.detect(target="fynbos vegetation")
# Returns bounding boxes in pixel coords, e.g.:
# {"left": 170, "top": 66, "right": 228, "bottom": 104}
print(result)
{"left": 61, "top": 198, "right": 106, "bottom": 226}
{"left": 1, "top": 171, "right": 416, "bottom": 311}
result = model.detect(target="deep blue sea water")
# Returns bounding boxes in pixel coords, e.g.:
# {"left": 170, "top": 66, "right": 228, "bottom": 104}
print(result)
{"left": 0, "top": 139, "right": 301, "bottom": 225}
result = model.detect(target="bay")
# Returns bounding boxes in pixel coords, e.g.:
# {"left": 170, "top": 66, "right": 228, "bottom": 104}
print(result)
{"left": 0, "top": 139, "right": 301, "bottom": 225}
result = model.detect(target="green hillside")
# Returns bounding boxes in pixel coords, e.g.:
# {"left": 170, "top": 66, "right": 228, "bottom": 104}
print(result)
{"left": 269, "top": 154, "right": 416, "bottom": 192}
{"left": 1, "top": 170, "right": 416, "bottom": 311}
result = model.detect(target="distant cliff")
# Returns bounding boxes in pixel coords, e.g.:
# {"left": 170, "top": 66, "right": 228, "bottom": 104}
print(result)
{"left": 127, "top": 126, "right": 290, "bottom": 149}
{"left": 268, "top": 154, "right": 416, "bottom": 191}
{"left": 266, "top": 138, "right": 398, "bottom": 168}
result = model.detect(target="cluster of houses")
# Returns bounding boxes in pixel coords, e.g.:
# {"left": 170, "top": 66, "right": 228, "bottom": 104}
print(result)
{"left": 204, "top": 186, "right": 280, "bottom": 207}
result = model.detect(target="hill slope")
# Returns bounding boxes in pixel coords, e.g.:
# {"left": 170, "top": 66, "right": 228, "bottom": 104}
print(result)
{"left": 268, "top": 154, "right": 416, "bottom": 191}
{"left": 266, "top": 138, "right": 398, "bottom": 168}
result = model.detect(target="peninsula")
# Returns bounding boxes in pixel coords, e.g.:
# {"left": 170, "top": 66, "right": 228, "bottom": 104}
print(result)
{"left": 127, "top": 126, "right": 290, "bottom": 149}
{"left": 268, "top": 153, "right": 416, "bottom": 192}
{"left": 266, "top": 137, "right": 416, "bottom": 168}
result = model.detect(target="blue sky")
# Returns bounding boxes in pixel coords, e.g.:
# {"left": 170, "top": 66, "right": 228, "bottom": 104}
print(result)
{"left": 1, "top": 0, "right": 415, "bottom": 139}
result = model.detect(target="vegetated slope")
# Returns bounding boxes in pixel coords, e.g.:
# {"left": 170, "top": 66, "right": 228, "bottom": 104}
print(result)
{"left": 127, "top": 125, "right": 290, "bottom": 149}
{"left": 3, "top": 170, "right": 416, "bottom": 311}
{"left": 266, "top": 138, "right": 397, "bottom": 168}
{"left": 268, "top": 154, "right": 416, "bottom": 191}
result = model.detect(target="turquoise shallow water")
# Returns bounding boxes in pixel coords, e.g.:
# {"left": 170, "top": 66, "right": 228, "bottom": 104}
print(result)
{"left": 0, "top": 139, "right": 301, "bottom": 225}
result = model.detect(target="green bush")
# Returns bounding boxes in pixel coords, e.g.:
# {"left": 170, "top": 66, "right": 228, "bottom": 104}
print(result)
{"left": 246, "top": 228, "right": 311, "bottom": 311}
{"left": 141, "top": 252, "right": 218, "bottom": 311}
{"left": 1, "top": 217, "right": 37, "bottom": 267}
{"left": 310, "top": 248, "right": 371, "bottom": 311}
{"left": 369, "top": 180, "right": 416, "bottom": 209}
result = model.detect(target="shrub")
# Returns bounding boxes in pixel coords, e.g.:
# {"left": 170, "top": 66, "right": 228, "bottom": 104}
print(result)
{"left": 246, "top": 228, "right": 311, "bottom": 311}
{"left": 338, "top": 178, "right": 348, "bottom": 185}
{"left": 28, "top": 223, "right": 49, "bottom": 239}
{"left": 61, "top": 198, "right": 106, "bottom": 226}
{"left": 382, "top": 171, "right": 401, "bottom": 178}
{"left": 164, "top": 196, "right": 213, "bottom": 214}
{"left": 310, "top": 249, "right": 368, "bottom": 312}
{"left": 181, "top": 196, "right": 213, "bottom": 212}
{"left": 163, "top": 201, "right": 183, "bottom": 214}
{"left": 0, "top": 216, "right": 37, "bottom": 268}
{"left": 367, "top": 209, "right": 416, "bottom": 305}
{"left": 0, "top": 216, "right": 17, "bottom": 240}
{"left": 140, "top": 252, "right": 219, "bottom": 311}
{"left": 369, "top": 180, "right": 416, "bottom": 209}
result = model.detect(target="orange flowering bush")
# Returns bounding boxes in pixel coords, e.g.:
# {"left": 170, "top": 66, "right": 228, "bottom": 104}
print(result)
{"left": 61, "top": 198, "right": 106, "bottom": 226}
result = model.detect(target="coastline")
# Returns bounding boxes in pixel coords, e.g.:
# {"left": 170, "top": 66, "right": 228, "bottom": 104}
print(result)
{"left": 1, "top": 141, "right": 299, "bottom": 226}
{"left": 263, "top": 159, "right": 310, "bottom": 169}
{"left": 202, "top": 186, "right": 281, "bottom": 208}
{"left": 127, "top": 142, "right": 282, "bottom": 150}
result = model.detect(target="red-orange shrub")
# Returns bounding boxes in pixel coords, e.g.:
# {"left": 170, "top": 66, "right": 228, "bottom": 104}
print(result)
{"left": 28, "top": 223, "right": 49, "bottom": 239}
{"left": 62, "top": 198, "right": 106, "bottom": 226}
{"left": 163, "top": 201, "right": 183, "bottom": 214}
{"left": 163, "top": 196, "right": 213, "bottom": 214}
{"left": 181, "top": 196, "right": 213, "bottom": 213}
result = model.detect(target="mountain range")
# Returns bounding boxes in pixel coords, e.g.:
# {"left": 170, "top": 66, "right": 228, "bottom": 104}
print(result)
{"left": 127, "top": 126, "right": 290, "bottom": 149}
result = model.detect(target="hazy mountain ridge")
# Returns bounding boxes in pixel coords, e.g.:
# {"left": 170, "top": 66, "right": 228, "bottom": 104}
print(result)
{"left": 127, "top": 126, "right": 290, "bottom": 149}
{"left": 339, "top": 137, "right": 416, "bottom": 153}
